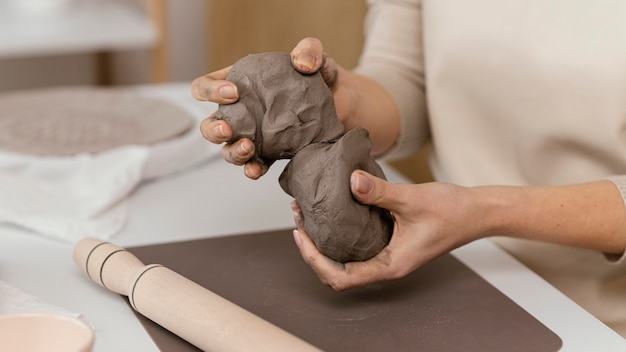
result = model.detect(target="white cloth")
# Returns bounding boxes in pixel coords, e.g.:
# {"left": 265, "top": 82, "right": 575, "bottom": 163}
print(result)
{"left": 0, "top": 85, "right": 219, "bottom": 242}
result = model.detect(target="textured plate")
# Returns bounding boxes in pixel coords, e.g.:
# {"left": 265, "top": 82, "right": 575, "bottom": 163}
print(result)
{"left": 0, "top": 87, "right": 194, "bottom": 155}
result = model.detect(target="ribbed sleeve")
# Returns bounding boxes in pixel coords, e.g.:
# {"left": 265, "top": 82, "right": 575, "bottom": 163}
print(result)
{"left": 354, "top": 0, "right": 429, "bottom": 160}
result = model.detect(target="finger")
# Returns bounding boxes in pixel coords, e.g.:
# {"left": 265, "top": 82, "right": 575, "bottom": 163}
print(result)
{"left": 293, "top": 229, "right": 345, "bottom": 287}
{"left": 290, "top": 200, "right": 304, "bottom": 229}
{"left": 290, "top": 37, "right": 324, "bottom": 74}
{"left": 190, "top": 66, "right": 238, "bottom": 104}
{"left": 221, "top": 139, "right": 255, "bottom": 166}
{"left": 318, "top": 54, "right": 339, "bottom": 90}
{"left": 293, "top": 229, "right": 394, "bottom": 291}
{"left": 350, "top": 170, "right": 399, "bottom": 210}
{"left": 199, "top": 114, "right": 233, "bottom": 143}
{"left": 243, "top": 161, "right": 271, "bottom": 180}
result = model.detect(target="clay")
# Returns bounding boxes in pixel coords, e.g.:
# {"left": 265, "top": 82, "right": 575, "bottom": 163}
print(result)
{"left": 215, "top": 52, "right": 344, "bottom": 164}
{"left": 217, "top": 52, "right": 393, "bottom": 262}
{"left": 279, "top": 128, "right": 393, "bottom": 262}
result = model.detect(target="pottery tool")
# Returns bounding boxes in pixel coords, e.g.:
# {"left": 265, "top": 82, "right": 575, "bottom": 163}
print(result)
{"left": 73, "top": 237, "right": 321, "bottom": 352}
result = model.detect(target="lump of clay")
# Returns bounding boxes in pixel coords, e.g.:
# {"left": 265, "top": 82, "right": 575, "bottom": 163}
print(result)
{"left": 279, "top": 128, "right": 393, "bottom": 262}
{"left": 217, "top": 52, "right": 393, "bottom": 262}
{"left": 216, "top": 52, "right": 344, "bottom": 165}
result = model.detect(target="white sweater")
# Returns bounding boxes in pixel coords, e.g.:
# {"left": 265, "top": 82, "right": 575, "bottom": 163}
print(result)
{"left": 356, "top": 0, "right": 626, "bottom": 336}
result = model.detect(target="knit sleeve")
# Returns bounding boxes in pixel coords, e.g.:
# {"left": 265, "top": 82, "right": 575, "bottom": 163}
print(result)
{"left": 354, "top": 0, "right": 429, "bottom": 160}
{"left": 605, "top": 175, "right": 626, "bottom": 264}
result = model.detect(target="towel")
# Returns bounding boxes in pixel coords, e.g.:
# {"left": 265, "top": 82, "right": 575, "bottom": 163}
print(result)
{"left": 0, "top": 86, "right": 218, "bottom": 242}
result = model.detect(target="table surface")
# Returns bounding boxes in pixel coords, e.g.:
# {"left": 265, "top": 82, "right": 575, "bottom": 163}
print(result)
{"left": 0, "top": 1, "right": 157, "bottom": 58}
{"left": 1, "top": 83, "right": 625, "bottom": 351}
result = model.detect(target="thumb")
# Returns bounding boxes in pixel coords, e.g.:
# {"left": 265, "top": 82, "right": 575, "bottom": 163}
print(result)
{"left": 350, "top": 170, "right": 396, "bottom": 209}
{"left": 291, "top": 37, "right": 324, "bottom": 74}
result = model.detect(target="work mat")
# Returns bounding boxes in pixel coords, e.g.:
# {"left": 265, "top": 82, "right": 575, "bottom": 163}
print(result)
{"left": 127, "top": 229, "right": 562, "bottom": 352}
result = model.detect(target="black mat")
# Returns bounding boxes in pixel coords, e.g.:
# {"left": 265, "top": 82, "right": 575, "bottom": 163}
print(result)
{"left": 126, "top": 228, "right": 562, "bottom": 352}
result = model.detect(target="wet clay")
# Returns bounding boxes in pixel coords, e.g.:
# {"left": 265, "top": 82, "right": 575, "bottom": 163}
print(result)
{"left": 217, "top": 52, "right": 393, "bottom": 262}
{"left": 216, "top": 52, "right": 344, "bottom": 165}
{"left": 279, "top": 128, "right": 394, "bottom": 262}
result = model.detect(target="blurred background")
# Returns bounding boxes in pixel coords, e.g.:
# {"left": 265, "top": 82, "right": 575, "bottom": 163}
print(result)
{"left": 0, "top": 0, "right": 432, "bottom": 182}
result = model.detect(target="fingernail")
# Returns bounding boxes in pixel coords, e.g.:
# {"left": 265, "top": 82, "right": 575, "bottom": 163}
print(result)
{"left": 295, "top": 52, "right": 316, "bottom": 71}
{"left": 218, "top": 85, "right": 237, "bottom": 99}
{"left": 236, "top": 140, "right": 251, "bottom": 155}
{"left": 213, "top": 124, "right": 225, "bottom": 139}
{"left": 293, "top": 229, "right": 302, "bottom": 247}
{"left": 351, "top": 172, "right": 372, "bottom": 195}
{"left": 293, "top": 212, "right": 303, "bottom": 229}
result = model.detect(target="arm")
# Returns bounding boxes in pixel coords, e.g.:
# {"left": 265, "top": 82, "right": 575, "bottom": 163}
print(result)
{"left": 478, "top": 181, "right": 626, "bottom": 254}
{"left": 293, "top": 171, "right": 626, "bottom": 291}
{"left": 355, "top": 0, "right": 428, "bottom": 158}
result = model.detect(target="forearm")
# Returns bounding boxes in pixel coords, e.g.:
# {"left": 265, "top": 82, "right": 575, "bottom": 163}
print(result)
{"left": 471, "top": 181, "right": 626, "bottom": 255}
{"left": 335, "top": 66, "right": 400, "bottom": 156}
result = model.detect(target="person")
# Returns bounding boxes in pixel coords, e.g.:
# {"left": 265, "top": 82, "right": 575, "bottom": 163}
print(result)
{"left": 192, "top": 0, "right": 626, "bottom": 336}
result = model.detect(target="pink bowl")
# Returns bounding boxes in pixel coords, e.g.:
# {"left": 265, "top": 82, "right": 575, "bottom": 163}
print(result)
{"left": 0, "top": 313, "right": 95, "bottom": 352}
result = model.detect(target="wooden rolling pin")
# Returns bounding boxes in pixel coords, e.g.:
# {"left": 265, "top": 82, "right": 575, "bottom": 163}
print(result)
{"left": 73, "top": 238, "right": 322, "bottom": 352}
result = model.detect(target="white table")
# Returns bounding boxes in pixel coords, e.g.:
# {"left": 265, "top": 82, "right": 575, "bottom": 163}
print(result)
{"left": 1, "top": 83, "right": 625, "bottom": 351}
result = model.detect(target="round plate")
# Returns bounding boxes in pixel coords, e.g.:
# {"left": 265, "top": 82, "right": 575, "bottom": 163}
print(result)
{"left": 0, "top": 87, "right": 195, "bottom": 155}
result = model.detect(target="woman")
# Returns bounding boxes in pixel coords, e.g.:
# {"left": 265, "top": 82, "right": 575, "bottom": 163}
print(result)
{"left": 192, "top": 0, "right": 626, "bottom": 336}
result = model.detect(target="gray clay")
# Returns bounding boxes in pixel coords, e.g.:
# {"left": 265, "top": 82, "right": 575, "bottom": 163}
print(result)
{"left": 216, "top": 52, "right": 344, "bottom": 165}
{"left": 279, "top": 128, "right": 393, "bottom": 262}
{"left": 217, "top": 52, "right": 393, "bottom": 262}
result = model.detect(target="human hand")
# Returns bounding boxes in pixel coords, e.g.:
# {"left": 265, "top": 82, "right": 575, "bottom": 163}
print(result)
{"left": 191, "top": 38, "right": 346, "bottom": 179}
{"left": 292, "top": 170, "right": 482, "bottom": 291}
{"left": 191, "top": 66, "right": 269, "bottom": 179}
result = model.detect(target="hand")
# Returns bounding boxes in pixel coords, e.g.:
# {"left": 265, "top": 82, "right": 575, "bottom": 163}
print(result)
{"left": 190, "top": 37, "right": 345, "bottom": 179}
{"left": 292, "top": 170, "right": 482, "bottom": 291}
{"left": 191, "top": 66, "right": 270, "bottom": 179}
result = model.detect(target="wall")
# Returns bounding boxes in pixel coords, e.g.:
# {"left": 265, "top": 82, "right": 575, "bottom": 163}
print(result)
{"left": 0, "top": 0, "right": 208, "bottom": 92}
{"left": 206, "top": 0, "right": 367, "bottom": 71}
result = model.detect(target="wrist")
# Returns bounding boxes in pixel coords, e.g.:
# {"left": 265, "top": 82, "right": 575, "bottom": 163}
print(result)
{"left": 465, "top": 185, "right": 519, "bottom": 240}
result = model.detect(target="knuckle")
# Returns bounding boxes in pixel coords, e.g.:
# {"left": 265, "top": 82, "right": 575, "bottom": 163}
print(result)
{"left": 375, "top": 182, "right": 399, "bottom": 206}
{"left": 325, "top": 277, "right": 344, "bottom": 291}
{"left": 190, "top": 76, "right": 213, "bottom": 101}
{"left": 221, "top": 146, "right": 244, "bottom": 166}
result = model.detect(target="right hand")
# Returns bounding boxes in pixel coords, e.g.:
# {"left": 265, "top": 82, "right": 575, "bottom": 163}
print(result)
{"left": 292, "top": 170, "right": 482, "bottom": 291}
{"left": 191, "top": 37, "right": 349, "bottom": 180}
